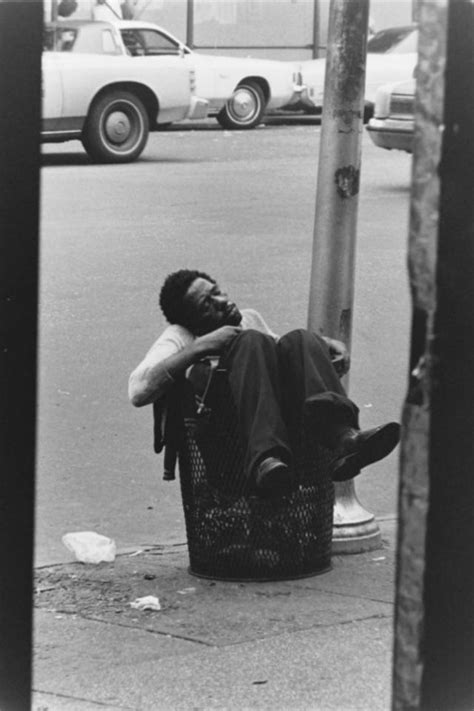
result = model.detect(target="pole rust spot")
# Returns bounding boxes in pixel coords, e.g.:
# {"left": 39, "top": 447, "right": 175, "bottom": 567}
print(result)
{"left": 334, "top": 165, "right": 360, "bottom": 198}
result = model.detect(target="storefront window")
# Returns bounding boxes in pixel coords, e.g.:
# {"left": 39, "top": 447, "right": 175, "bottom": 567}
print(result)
{"left": 138, "top": 0, "right": 188, "bottom": 41}
{"left": 193, "top": 0, "right": 313, "bottom": 52}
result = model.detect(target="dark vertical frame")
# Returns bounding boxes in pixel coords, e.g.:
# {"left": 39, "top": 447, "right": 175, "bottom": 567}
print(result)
{"left": 0, "top": 2, "right": 42, "bottom": 709}
{"left": 421, "top": 1, "right": 474, "bottom": 707}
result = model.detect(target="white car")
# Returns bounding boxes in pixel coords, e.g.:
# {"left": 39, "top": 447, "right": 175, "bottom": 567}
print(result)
{"left": 113, "top": 20, "right": 305, "bottom": 129}
{"left": 366, "top": 79, "right": 415, "bottom": 153}
{"left": 298, "top": 24, "right": 418, "bottom": 121}
{"left": 42, "top": 20, "right": 208, "bottom": 162}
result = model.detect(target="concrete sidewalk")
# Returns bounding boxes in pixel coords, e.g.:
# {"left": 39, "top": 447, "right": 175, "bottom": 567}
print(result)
{"left": 33, "top": 517, "right": 397, "bottom": 711}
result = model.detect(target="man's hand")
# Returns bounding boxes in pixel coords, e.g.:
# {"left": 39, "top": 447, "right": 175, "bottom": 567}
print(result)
{"left": 129, "top": 325, "right": 242, "bottom": 407}
{"left": 195, "top": 325, "right": 242, "bottom": 356}
{"left": 324, "top": 337, "right": 350, "bottom": 377}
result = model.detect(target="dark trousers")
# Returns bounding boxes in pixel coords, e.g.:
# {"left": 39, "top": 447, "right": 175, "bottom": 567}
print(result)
{"left": 218, "top": 329, "right": 360, "bottom": 478}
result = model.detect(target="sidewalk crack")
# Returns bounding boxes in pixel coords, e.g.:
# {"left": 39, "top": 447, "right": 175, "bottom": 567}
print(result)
{"left": 40, "top": 608, "right": 215, "bottom": 647}
{"left": 298, "top": 585, "right": 395, "bottom": 606}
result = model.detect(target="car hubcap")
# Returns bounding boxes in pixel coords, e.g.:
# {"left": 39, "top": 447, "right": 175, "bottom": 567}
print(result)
{"left": 229, "top": 88, "right": 258, "bottom": 120}
{"left": 104, "top": 110, "right": 133, "bottom": 145}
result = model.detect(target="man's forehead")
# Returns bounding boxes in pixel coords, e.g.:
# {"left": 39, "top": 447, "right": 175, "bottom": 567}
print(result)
{"left": 186, "top": 277, "right": 218, "bottom": 302}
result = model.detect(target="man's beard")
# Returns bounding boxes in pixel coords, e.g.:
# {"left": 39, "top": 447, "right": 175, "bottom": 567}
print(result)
{"left": 224, "top": 305, "right": 242, "bottom": 326}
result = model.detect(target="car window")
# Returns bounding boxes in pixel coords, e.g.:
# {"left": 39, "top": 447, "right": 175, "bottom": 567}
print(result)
{"left": 120, "top": 28, "right": 180, "bottom": 56}
{"left": 386, "top": 30, "right": 418, "bottom": 53}
{"left": 43, "top": 27, "right": 78, "bottom": 51}
{"left": 367, "top": 26, "right": 417, "bottom": 54}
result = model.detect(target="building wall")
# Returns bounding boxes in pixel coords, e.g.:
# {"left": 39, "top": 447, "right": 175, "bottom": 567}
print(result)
{"left": 139, "top": 0, "right": 316, "bottom": 60}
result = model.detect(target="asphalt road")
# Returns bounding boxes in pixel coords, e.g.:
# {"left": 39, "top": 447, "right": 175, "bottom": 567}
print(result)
{"left": 37, "top": 116, "right": 412, "bottom": 566}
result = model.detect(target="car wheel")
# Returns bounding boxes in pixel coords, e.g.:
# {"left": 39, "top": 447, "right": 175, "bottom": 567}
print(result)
{"left": 217, "top": 81, "right": 265, "bottom": 130}
{"left": 82, "top": 90, "right": 149, "bottom": 163}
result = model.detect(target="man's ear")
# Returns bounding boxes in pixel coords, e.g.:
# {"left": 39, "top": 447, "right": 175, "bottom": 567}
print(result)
{"left": 182, "top": 304, "right": 199, "bottom": 334}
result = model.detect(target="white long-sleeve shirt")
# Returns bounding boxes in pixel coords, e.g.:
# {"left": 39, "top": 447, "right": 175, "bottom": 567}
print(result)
{"left": 129, "top": 308, "right": 277, "bottom": 401}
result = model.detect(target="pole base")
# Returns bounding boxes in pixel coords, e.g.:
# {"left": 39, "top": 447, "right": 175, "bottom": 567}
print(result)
{"left": 331, "top": 480, "right": 382, "bottom": 554}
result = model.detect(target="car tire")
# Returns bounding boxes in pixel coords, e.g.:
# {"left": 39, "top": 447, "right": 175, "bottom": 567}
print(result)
{"left": 217, "top": 81, "right": 266, "bottom": 130}
{"left": 82, "top": 90, "right": 149, "bottom": 163}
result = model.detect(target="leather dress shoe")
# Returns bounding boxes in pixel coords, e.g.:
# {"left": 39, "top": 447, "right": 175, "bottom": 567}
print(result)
{"left": 332, "top": 422, "right": 401, "bottom": 482}
{"left": 255, "top": 457, "right": 295, "bottom": 498}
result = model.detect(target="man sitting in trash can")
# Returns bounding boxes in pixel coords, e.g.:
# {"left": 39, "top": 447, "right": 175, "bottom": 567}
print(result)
{"left": 129, "top": 269, "right": 400, "bottom": 498}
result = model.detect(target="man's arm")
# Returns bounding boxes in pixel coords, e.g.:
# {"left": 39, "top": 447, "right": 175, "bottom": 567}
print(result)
{"left": 128, "top": 325, "right": 241, "bottom": 407}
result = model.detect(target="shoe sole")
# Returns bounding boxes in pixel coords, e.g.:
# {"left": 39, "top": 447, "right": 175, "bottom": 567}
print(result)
{"left": 333, "top": 422, "right": 401, "bottom": 482}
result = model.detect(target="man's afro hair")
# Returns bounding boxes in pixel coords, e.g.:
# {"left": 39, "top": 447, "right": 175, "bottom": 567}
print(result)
{"left": 159, "top": 269, "right": 215, "bottom": 326}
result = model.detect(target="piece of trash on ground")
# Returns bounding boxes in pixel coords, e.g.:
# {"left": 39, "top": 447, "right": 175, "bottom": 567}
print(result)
{"left": 372, "top": 556, "right": 386, "bottom": 561}
{"left": 62, "top": 531, "right": 116, "bottom": 564}
{"left": 177, "top": 587, "right": 196, "bottom": 595}
{"left": 130, "top": 596, "right": 161, "bottom": 611}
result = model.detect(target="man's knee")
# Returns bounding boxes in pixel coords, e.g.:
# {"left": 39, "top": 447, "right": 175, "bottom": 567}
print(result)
{"left": 279, "top": 328, "right": 326, "bottom": 349}
{"left": 280, "top": 328, "right": 307, "bottom": 346}
{"left": 224, "top": 328, "right": 276, "bottom": 362}
{"left": 233, "top": 329, "right": 276, "bottom": 347}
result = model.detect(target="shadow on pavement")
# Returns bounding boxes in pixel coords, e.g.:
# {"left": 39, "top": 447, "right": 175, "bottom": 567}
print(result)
{"left": 163, "top": 111, "right": 322, "bottom": 132}
{"left": 41, "top": 152, "right": 209, "bottom": 168}
{"left": 41, "top": 152, "right": 92, "bottom": 167}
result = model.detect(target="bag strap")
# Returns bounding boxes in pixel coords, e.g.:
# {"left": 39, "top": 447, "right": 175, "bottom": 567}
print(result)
{"left": 195, "top": 358, "right": 219, "bottom": 415}
{"left": 161, "top": 359, "right": 220, "bottom": 482}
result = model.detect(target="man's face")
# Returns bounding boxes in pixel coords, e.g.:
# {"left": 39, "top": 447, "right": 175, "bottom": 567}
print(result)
{"left": 184, "top": 277, "right": 242, "bottom": 334}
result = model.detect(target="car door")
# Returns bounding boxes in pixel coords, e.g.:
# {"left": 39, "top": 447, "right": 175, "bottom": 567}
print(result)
{"left": 119, "top": 27, "right": 217, "bottom": 106}
{"left": 42, "top": 53, "right": 63, "bottom": 131}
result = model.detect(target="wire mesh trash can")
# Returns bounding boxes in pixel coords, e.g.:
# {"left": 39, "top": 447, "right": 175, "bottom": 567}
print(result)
{"left": 176, "top": 375, "right": 335, "bottom": 582}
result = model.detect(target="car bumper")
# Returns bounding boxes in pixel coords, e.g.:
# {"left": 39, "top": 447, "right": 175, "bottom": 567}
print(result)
{"left": 366, "top": 118, "right": 414, "bottom": 153}
{"left": 279, "top": 84, "right": 321, "bottom": 111}
{"left": 186, "top": 96, "right": 209, "bottom": 120}
{"left": 277, "top": 79, "right": 322, "bottom": 110}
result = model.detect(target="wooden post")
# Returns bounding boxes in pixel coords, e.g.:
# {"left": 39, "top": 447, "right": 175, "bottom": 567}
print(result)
{"left": 393, "top": 1, "right": 474, "bottom": 708}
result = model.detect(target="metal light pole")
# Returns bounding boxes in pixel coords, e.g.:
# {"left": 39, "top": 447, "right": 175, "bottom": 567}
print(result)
{"left": 186, "top": 0, "right": 194, "bottom": 49}
{"left": 312, "top": 0, "right": 321, "bottom": 59}
{"left": 307, "top": 0, "right": 381, "bottom": 553}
